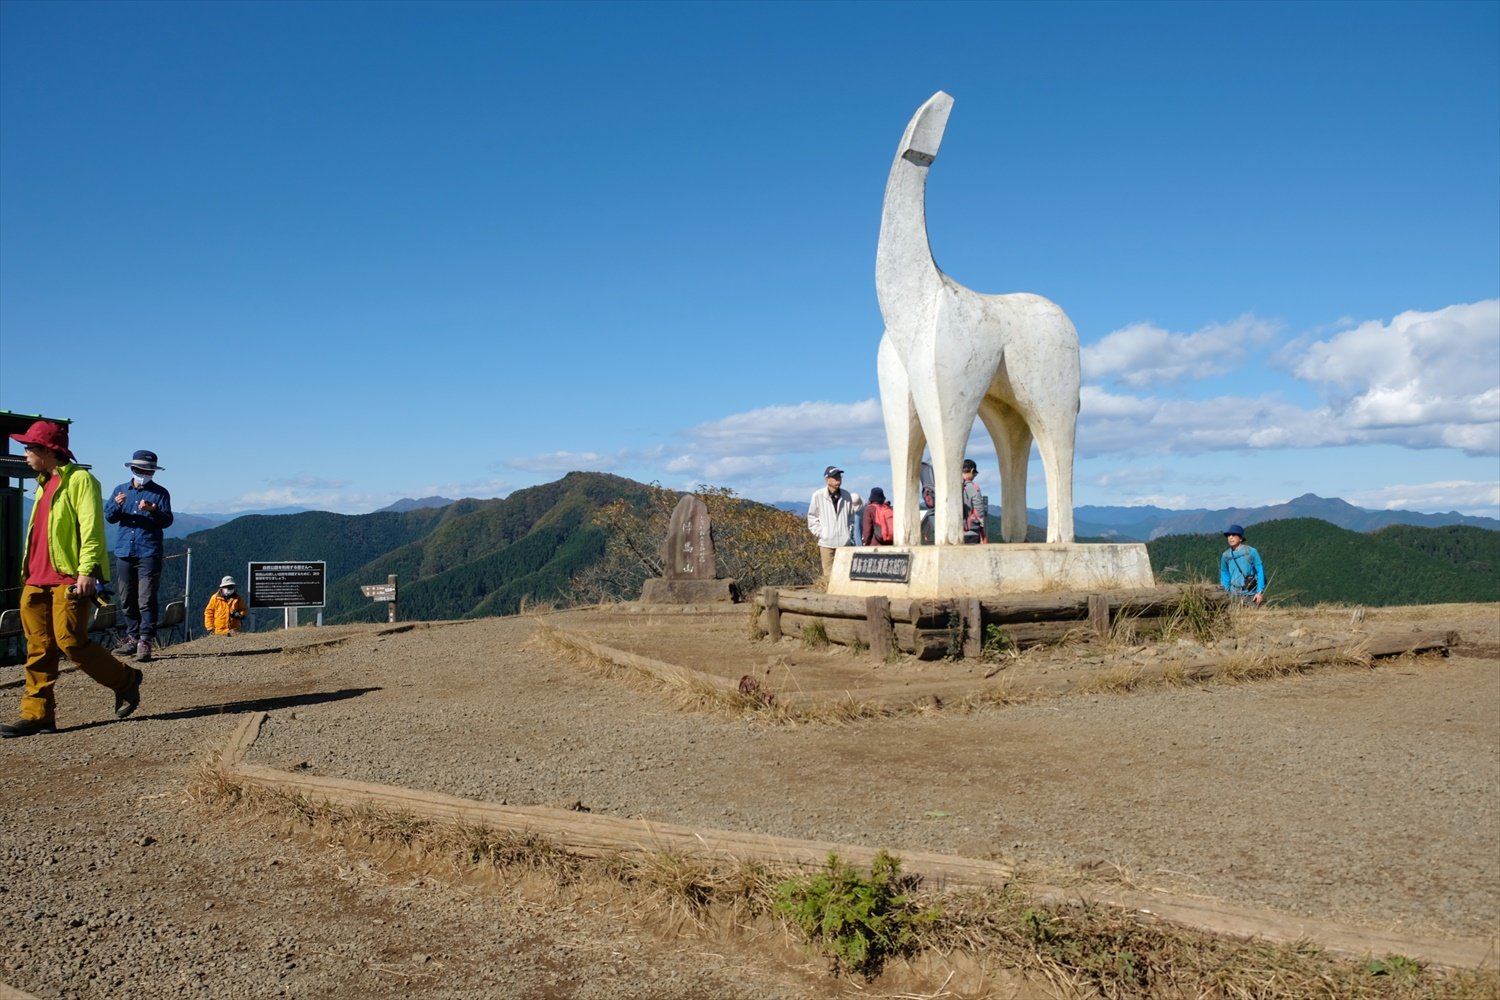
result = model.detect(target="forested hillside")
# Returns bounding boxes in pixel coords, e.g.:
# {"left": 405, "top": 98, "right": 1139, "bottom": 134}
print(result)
{"left": 1373, "top": 523, "right": 1500, "bottom": 583}
{"left": 319, "top": 473, "right": 652, "bottom": 623}
{"left": 1147, "top": 519, "right": 1500, "bottom": 606}
{"left": 159, "top": 473, "right": 654, "bottom": 631}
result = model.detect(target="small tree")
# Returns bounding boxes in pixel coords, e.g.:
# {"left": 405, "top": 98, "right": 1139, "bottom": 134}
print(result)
{"left": 567, "top": 483, "right": 817, "bottom": 604}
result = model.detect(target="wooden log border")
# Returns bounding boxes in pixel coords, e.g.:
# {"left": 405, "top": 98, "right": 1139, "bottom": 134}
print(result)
{"left": 215, "top": 711, "right": 1495, "bottom": 971}
{"left": 754, "top": 586, "right": 1232, "bottom": 657}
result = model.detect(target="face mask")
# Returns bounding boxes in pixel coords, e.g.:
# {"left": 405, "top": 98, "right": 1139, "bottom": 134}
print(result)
{"left": 133, "top": 471, "right": 154, "bottom": 485}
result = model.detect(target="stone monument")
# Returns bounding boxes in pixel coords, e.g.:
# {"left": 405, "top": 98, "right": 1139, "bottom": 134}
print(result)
{"left": 639, "top": 495, "right": 739, "bottom": 604}
{"left": 829, "top": 90, "right": 1154, "bottom": 597}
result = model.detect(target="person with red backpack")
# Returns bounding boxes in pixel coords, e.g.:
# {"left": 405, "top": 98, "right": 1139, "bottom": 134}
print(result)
{"left": 861, "top": 487, "right": 895, "bottom": 546}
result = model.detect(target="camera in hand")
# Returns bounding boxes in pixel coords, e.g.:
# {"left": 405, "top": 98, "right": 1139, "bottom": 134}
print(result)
{"left": 66, "top": 582, "right": 114, "bottom": 609}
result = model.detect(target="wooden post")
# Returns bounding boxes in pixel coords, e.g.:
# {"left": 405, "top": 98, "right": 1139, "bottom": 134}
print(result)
{"left": 964, "top": 598, "right": 983, "bottom": 659}
{"left": 386, "top": 574, "right": 398, "bottom": 623}
{"left": 765, "top": 589, "right": 781, "bottom": 642}
{"left": 1088, "top": 593, "right": 1109, "bottom": 637}
{"left": 864, "top": 596, "right": 892, "bottom": 659}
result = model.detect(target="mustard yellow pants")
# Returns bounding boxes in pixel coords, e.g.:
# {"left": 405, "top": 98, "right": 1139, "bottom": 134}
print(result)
{"left": 19, "top": 584, "right": 133, "bottom": 724}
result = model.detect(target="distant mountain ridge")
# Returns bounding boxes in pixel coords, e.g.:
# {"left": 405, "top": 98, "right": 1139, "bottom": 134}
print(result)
{"left": 25, "top": 495, "right": 454, "bottom": 548}
{"left": 147, "top": 500, "right": 449, "bottom": 541}
{"left": 376, "top": 496, "right": 453, "bottom": 513}
{"left": 1068, "top": 493, "right": 1499, "bottom": 541}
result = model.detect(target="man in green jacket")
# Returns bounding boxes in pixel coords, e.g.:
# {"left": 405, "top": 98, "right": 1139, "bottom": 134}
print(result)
{"left": 2, "top": 420, "right": 142, "bottom": 738}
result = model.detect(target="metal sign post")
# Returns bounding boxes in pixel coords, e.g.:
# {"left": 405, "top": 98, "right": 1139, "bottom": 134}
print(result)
{"left": 248, "top": 561, "right": 327, "bottom": 630}
{"left": 360, "top": 574, "right": 398, "bottom": 622}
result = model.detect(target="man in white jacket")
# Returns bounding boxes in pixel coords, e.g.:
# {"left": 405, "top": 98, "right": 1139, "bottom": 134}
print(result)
{"left": 807, "top": 466, "right": 861, "bottom": 580}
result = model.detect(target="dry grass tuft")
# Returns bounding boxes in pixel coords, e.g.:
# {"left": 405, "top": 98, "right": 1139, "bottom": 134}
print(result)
{"left": 1076, "top": 664, "right": 1145, "bottom": 694}
{"left": 517, "top": 596, "right": 557, "bottom": 617}
{"left": 1214, "top": 646, "right": 1369, "bottom": 683}
{"left": 1048, "top": 627, "right": 1094, "bottom": 650}
{"left": 190, "top": 766, "right": 582, "bottom": 883}
{"left": 1160, "top": 662, "right": 1189, "bottom": 686}
{"left": 953, "top": 677, "right": 1032, "bottom": 711}
{"left": 745, "top": 602, "right": 764, "bottom": 640}
{"left": 1109, "top": 588, "right": 1232, "bottom": 649}
{"left": 925, "top": 885, "right": 1496, "bottom": 1000}
{"left": 800, "top": 620, "right": 830, "bottom": 649}
{"left": 806, "top": 695, "right": 893, "bottom": 724}
{"left": 602, "top": 852, "right": 780, "bottom": 932}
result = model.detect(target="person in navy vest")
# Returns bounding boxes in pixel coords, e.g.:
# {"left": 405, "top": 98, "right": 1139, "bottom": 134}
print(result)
{"left": 104, "top": 449, "right": 174, "bottom": 662}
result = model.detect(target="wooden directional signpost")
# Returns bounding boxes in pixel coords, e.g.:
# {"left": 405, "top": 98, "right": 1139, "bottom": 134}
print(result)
{"left": 361, "top": 574, "right": 398, "bottom": 623}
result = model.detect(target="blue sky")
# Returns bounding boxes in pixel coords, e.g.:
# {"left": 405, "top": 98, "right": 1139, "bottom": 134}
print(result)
{"left": 2, "top": 0, "right": 1497, "bottom": 519}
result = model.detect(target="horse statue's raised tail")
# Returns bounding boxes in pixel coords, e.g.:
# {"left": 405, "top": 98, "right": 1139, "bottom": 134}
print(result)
{"left": 876, "top": 91, "right": 1080, "bottom": 546}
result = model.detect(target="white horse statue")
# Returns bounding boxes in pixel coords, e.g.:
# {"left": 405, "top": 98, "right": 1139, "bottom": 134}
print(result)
{"left": 877, "top": 91, "right": 1080, "bottom": 546}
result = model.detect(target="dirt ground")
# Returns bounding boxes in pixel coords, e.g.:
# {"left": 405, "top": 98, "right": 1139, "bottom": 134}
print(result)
{"left": 1, "top": 599, "right": 1497, "bottom": 998}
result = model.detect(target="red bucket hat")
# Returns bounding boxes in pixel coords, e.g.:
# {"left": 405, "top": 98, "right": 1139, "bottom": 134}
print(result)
{"left": 9, "top": 420, "right": 75, "bottom": 462}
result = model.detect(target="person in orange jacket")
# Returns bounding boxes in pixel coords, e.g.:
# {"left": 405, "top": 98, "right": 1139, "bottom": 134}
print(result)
{"left": 204, "top": 576, "right": 248, "bottom": 635}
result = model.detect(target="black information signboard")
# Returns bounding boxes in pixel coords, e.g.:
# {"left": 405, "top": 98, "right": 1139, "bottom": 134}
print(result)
{"left": 248, "top": 561, "right": 327, "bottom": 609}
{"left": 849, "top": 551, "right": 911, "bottom": 584}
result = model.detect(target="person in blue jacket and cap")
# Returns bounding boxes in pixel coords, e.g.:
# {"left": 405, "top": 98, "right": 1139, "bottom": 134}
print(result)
{"left": 104, "top": 449, "right": 174, "bottom": 662}
{"left": 1219, "top": 524, "right": 1266, "bottom": 606}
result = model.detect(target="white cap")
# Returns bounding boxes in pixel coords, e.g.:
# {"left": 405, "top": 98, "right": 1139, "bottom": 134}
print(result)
{"left": 220, "top": 576, "right": 237, "bottom": 588}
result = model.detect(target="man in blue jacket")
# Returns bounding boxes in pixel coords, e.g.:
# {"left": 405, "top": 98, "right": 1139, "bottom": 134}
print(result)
{"left": 104, "top": 449, "right": 174, "bottom": 662}
{"left": 1219, "top": 524, "right": 1266, "bottom": 606}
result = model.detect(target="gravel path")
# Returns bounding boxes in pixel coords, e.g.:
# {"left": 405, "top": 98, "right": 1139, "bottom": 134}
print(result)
{"left": 3, "top": 603, "right": 1496, "bottom": 997}
{"left": 0, "top": 631, "right": 821, "bottom": 1000}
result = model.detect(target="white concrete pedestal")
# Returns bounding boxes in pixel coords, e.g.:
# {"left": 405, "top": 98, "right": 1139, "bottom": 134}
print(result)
{"left": 828, "top": 544, "right": 1154, "bottom": 598}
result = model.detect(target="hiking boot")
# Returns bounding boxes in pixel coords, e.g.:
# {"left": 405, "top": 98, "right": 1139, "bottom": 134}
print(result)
{"left": 134, "top": 640, "right": 153, "bottom": 664}
{"left": 115, "top": 667, "right": 143, "bottom": 719}
{"left": 114, "top": 637, "right": 139, "bottom": 656}
{"left": 1, "top": 718, "right": 57, "bottom": 738}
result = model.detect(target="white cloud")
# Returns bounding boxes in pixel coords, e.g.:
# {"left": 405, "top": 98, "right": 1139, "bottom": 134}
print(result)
{"left": 1082, "top": 315, "right": 1280, "bottom": 388}
{"left": 220, "top": 471, "right": 522, "bottom": 514}
{"left": 1288, "top": 300, "right": 1500, "bottom": 455}
{"left": 274, "top": 474, "right": 351, "bottom": 491}
{"left": 419, "top": 476, "right": 514, "bottom": 502}
{"left": 623, "top": 399, "right": 890, "bottom": 494}
{"left": 508, "top": 450, "right": 614, "bottom": 474}
{"left": 1078, "top": 301, "right": 1500, "bottom": 459}
{"left": 1344, "top": 479, "right": 1500, "bottom": 518}
{"left": 1092, "top": 465, "right": 1170, "bottom": 490}
{"left": 229, "top": 488, "right": 321, "bottom": 509}
{"left": 1076, "top": 386, "right": 1342, "bottom": 457}
{"left": 686, "top": 399, "right": 884, "bottom": 451}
